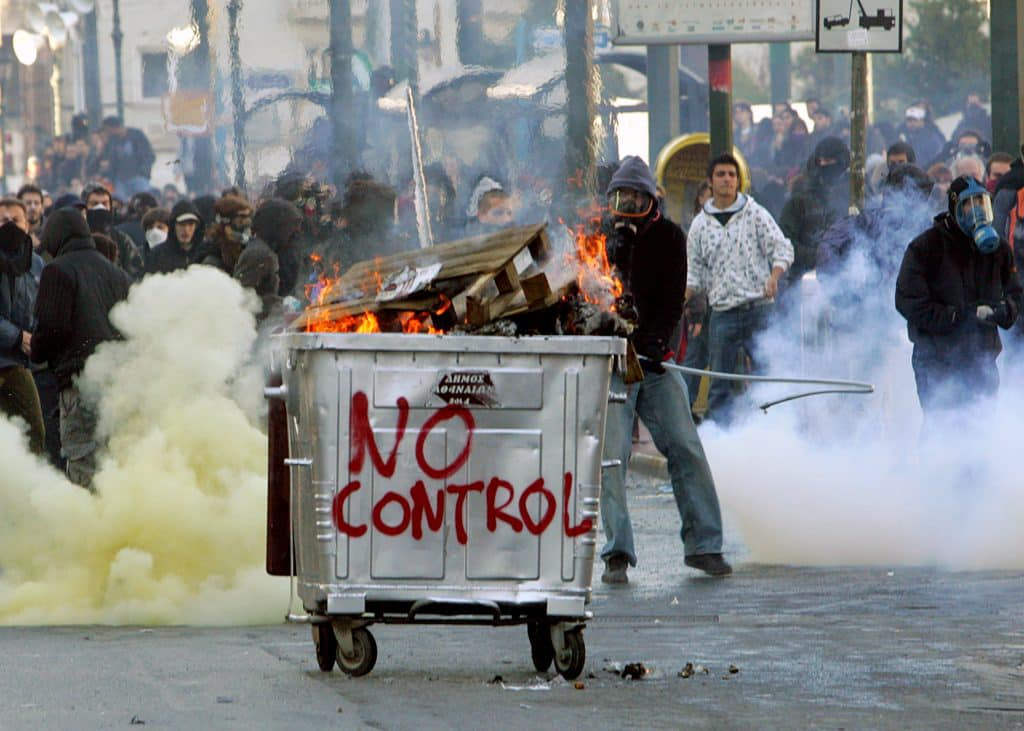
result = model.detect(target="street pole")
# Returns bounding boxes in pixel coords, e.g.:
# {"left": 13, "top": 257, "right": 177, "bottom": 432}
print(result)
{"left": 228, "top": 0, "right": 245, "bottom": 189}
{"left": 390, "top": 0, "right": 419, "bottom": 91}
{"left": 849, "top": 51, "right": 868, "bottom": 211}
{"left": 769, "top": 43, "right": 790, "bottom": 106}
{"left": 329, "top": 0, "right": 358, "bottom": 187}
{"left": 81, "top": 9, "right": 102, "bottom": 128}
{"left": 647, "top": 45, "right": 680, "bottom": 165}
{"left": 50, "top": 57, "right": 63, "bottom": 136}
{"left": 708, "top": 44, "right": 733, "bottom": 158}
{"left": 111, "top": 0, "right": 124, "bottom": 122}
{"left": 563, "top": 0, "right": 596, "bottom": 199}
{"left": 186, "top": 0, "right": 213, "bottom": 193}
{"left": 990, "top": 0, "right": 1024, "bottom": 155}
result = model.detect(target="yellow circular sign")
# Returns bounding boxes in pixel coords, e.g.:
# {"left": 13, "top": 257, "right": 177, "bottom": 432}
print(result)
{"left": 653, "top": 133, "right": 751, "bottom": 229}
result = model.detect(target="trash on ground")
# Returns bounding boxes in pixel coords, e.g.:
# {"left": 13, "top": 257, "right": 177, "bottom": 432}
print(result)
{"left": 620, "top": 662, "right": 649, "bottom": 680}
{"left": 679, "top": 662, "right": 710, "bottom": 678}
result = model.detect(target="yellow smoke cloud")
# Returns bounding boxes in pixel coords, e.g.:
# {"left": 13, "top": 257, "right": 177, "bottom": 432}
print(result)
{"left": 0, "top": 267, "right": 287, "bottom": 624}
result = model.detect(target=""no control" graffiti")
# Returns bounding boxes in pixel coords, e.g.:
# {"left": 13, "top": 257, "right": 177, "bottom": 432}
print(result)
{"left": 331, "top": 391, "right": 593, "bottom": 543}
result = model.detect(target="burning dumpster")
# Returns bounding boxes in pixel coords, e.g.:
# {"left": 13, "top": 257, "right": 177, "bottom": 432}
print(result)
{"left": 266, "top": 223, "right": 630, "bottom": 679}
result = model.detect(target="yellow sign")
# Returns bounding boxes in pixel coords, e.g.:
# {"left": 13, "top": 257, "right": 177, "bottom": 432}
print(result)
{"left": 653, "top": 133, "right": 750, "bottom": 230}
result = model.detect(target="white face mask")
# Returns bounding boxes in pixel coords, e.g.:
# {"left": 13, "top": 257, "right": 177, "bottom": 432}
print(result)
{"left": 145, "top": 228, "right": 168, "bottom": 247}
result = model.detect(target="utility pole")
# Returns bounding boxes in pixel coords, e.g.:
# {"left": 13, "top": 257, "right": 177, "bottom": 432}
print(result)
{"left": 849, "top": 52, "right": 868, "bottom": 210}
{"left": 647, "top": 45, "right": 680, "bottom": 165}
{"left": 990, "top": 0, "right": 1024, "bottom": 155}
{"left": 563, "top": 0, "right": 596, "bottom": 199}
{"left": 390, "top": 0, "right": 418, "bottom": 91}
{"left": 81, "top": 8, "right": 102, "bottom": 127}
{"left": 329, "top": 0, "right": 358, "bottom": 187}
{"left": 708, "top": 44, "right": 732, "bottom": 158}
{"left": 111, "top": 0, "right": 124, "bottom": 121}
{"left": 184, "top": 0, "right": 213, "bottom": 193}
{"left": 228, "top": 0, "right": 245, "bottom": 189}
{"left": 769, "top": 43, "right": 790, "bottom": 106}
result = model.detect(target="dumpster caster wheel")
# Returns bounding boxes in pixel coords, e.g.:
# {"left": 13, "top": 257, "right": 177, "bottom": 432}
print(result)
{"left": 312, "top": 623, "right": 337, "bottom": 672}
{"left": 553, "top": 628, "right": 585, "bottom": 680}
{"left": 528, "top": 622, "right": 554, "bottom": 672}
{"left": 337, "top": 627, "right": 377, "bottom": 677}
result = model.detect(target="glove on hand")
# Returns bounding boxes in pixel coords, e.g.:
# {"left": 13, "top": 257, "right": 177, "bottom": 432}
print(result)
{"left": 684, "top": 292, "right": 708, "bottom": 322}
{"left": 976, "top": 304, "right": 995, "bottom": 323}
{"left": 632, "top": 333, "right": 667, "bottom": 375}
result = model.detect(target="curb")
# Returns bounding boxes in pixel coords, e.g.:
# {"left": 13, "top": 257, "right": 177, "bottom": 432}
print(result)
{"left": 628, "top": 452, "right": 669, "bottom": 480}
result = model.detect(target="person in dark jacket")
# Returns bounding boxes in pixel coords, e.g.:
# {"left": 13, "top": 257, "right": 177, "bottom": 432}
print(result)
{"left": 31, "top": 209, "right": 131, "bottom": 488}
{"left": 117, "top": 191, "right": 159, "bottom": 264}
{"left": 234, "top": 198, "right": 302, "bottom": 321}
{"left": 599, "top": 156, "right": 731, "bottom": 584}
{"left": 0, "top": 198, "right": 45, "bottom": 455}
{"left": 83, "top": 183, "right": 145, "bottom": 280}
{"left": 200, "top": 194, "right": 253, "bottom": 274}
{"left": 895, "top": 176, "right": 1022, "bottom": 416}
{"left": 97, "top": 116, "right": 155, "bottom": 198}
{"left": 778, "top": 135, "right": 851, "bottom": 283}
{"left": 146, "top": 200, "right": 206, "bottom": 275}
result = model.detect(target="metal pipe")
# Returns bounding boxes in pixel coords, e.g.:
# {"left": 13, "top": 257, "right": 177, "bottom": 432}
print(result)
{"left": 406, "top": 86, "right": 434, "bottom": 248}
{"left": 227, "top": 0, "right": 246, "bottom": 189}
{"left": 111, "top": 0, "right": 125, "bottom": 122}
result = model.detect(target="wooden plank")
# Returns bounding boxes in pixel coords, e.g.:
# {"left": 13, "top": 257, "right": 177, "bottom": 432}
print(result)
{"left": 520, "top": 273, "right": 552, "bottom": 306}
{"left": 494, "top": 261, "right": 520, "bottom": 294}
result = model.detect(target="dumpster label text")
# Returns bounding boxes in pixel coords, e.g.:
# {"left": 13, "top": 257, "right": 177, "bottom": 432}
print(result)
{"left": 432, "top": 370, "right": 500, "bottom": 408}
{"left": 333, "top": 391, "right": 593, "bottom": 543}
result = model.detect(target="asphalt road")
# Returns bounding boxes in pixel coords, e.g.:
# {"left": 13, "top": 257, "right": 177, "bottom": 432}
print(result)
{"left": 5, "top": 480, "right": 1024, "bottom": 730}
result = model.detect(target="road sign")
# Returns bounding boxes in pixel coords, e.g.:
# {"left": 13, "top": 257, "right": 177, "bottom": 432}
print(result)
{"left": 815, "top": 0, "right": 902, "bottom": 53}
{"left": 611, "top": 0, "right": 816, "bottom": 46}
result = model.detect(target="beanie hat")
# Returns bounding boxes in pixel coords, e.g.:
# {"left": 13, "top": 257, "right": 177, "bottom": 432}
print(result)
{"left": 606, "top": 155, "right": 658, "bottom": 198}
{"left": 214, "top": 194, "right": 252, "bottom": 221}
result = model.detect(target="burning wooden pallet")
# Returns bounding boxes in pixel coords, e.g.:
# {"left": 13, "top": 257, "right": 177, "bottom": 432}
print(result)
{"left": 294, "top": 224, "right": 563, "bottom": 332}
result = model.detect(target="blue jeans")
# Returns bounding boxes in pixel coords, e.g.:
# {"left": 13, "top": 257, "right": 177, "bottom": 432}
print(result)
{"left": 600, "top": 369, "right": 724, "bottom": 565}
{"left": 707, "top": 304, "right": 772, "bottom": 425}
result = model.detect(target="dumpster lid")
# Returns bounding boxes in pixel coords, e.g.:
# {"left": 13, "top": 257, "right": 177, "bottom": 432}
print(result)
{"left": 277, "top": 332, "right": 626, "bottom": 356}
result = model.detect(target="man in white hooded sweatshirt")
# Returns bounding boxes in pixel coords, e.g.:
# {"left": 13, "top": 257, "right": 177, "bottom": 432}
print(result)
{"left": 685, "top": 153, "right": 794, "bottom": 425}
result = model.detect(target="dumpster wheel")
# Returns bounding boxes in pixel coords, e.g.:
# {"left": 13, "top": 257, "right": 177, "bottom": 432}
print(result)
{"left": 336, "top": 626, "right": 377, "bottom": 677}
{"left": 553, "top": 628, "right": 586, "bottom": 680}
{"left": 312, "top": 623, "right": 337, "bottom": 672}
{"left": 527, "top": 621, "right": 554, "bottom": 672}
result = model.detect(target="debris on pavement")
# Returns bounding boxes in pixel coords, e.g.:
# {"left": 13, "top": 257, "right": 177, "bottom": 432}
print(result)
{"left": 574, "top": 681, "right": 585, "bottom": 690}
{"left": 679, "top": 663, "right": 710, "bottom": 678}
{"left": 487, "top": 675, "right": 504, "bottom": 685}
{"left": 729, "top": 665, "right": 740, "bottom": 674}
{"left": 129, "top": 717, "right": 145, "bottom": 726}
{"left": 620, "top": 662, "right": 649, "bottom": 680}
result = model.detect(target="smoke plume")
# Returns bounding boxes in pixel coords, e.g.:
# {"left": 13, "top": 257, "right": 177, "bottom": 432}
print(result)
{"left": 0, "top": 268, "right": 286, "bottom": 624}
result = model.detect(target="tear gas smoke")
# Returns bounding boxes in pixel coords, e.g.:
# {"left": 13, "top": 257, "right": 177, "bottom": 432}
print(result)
{"left": 0, "top": 268, "right": 286, "bottom": 625}
{"left": 707, "top": 184, "right": 1024, "bottom": 569}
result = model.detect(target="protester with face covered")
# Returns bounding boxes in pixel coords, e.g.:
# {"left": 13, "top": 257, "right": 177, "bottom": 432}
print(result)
{"left": 200, "top": 195, "right": 253, "bottom": 274}
{"left": 896, "top": 176, "right": 1022, "bottom": 415}
{"left": 145, "top": 200, "right": 206, "bottom": 275}
{"left": 234, "top": 198, "right": 303, "bottom": 320}
{"left": 82, "top": 183, "right": 145, "bottom": 281}
{"left": 686, "top": 153, "right": 794, "bottom": 425}
{"left": 31, "top": 209, "right": 131, "bottom": 488}
{"left": 326, "top": 176, "right": 400, "bottom": 270}
{"left": 117, "top": 192, "right": 159, "bottom": 261}
{"left": 0, "top": 198, "right": 46, "bottom": 456}
{"left": 778, "top": 136, "right": 851, "bottom": 284}
{"left": 599, "top": 155, "right": 731, "bottom": 584}
{"left": 140, "top": 208, "right": 170, "bottom": 254}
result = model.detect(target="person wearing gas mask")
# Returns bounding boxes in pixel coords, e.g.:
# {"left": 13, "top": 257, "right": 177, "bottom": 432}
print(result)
{"left": 599, "top": 155, "right": 731, "bottom": 583}
{"left": 778, "top": 136, "right": 851, "bottom": 284}
{"left": 31, "top": 208, "right": 131, "bottom": 489}
{"left": 200, "top": 195, "right": 253, "bottom": 274}
{"left": 146, "top": 200, "right": 206, "bottom": 276}
{"left": 686, "top": 154, "right": 794, "bottom": 425}
{"left": 0, "top": 197, "right": 46, "bottom": 456}
{"left": 896, "top": 176, "right": 1022, "bottom": 416}
{"left": 83, "top": 184, "right": 145, "bottom": 281}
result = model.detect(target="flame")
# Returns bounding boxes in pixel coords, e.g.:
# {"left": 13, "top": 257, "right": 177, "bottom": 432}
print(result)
{"left": 568, "top": 211, "right": 623, "bottom": 309}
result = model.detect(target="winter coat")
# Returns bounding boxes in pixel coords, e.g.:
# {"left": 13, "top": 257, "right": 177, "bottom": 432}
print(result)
{"left": 233, "top": 238, "right": 280, "bottom": 321}
{"left": 895, "top": 213, "right": 1022, "bottom": 369}
{"left": 101, "top": 127, "right": 155, "bottom": 182}
{"left": 608, "top": 214, "right": 687, "bottom": 361}
{"left": 31, "top": 209, "right": 131, "bottom": 389}
{"left": 146, "top": 200, "right": 207, "bottom": 275}
{"left": 897, "top": 122, "right": 946, "bottom": 169}
{"left": 778, "top": 170, "right": 850, "bottom": 281}
{"left": 0, "top": 226, "right": 38, "bottom": 369}
{"left": 252, "top": 199, "right": 303, "bottom": 297}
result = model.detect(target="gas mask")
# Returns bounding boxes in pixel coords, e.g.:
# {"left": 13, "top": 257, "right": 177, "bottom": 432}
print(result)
{"left": 227, "top": 223, "right": 252, "bottom": 245}
{"left": 954, "top": 184, "right": 999, "bottom": 254}
{"left": 145, "top": 227, "right": 168, "bottom": 248}
{"left": 608, "top": 188, "right": 654, "bottom": 236}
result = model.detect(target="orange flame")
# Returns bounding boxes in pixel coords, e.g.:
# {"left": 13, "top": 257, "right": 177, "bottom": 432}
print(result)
{"left": 567, "top": 211, "right": 623, "bottom": 309}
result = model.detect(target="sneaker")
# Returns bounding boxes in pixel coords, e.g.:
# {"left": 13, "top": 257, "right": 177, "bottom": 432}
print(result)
{"left": 684, "top": 553, "right": 732, "bottom": 576}
{"left": 601, "top": 555, "right": 629, "bottom": 584}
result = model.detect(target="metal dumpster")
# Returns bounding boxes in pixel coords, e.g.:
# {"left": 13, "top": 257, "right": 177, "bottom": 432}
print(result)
{"left": 266, "top": 332, "right": 625, "bottom": 679}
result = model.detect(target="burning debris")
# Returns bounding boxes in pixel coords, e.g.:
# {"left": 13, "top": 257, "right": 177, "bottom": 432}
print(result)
{"left": 292, "top": 221, "right": 635, "bottom": 341}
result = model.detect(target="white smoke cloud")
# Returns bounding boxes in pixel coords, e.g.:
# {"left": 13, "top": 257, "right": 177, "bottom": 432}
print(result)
{"left": 707, "top": 186, "right": 1024, "bottom": 569}
{"left": 0, "top": 267, "right": 287, "bottom": 624}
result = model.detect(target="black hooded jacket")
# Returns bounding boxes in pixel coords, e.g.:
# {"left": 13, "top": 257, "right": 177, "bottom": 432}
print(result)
{"left": 145, "top": 200, "right": 207, "bottom": 275}
{"left": 895, "top": 212, "right": 1022, "bottom": 366}
{"left": 31, "top": 209, "right": 131, "bottom": 389}
{"left": 234, "top": 199, "right": 303, "bottom": 319}
{"left": 0, "top": 223, "right": 38, "bottom": 369}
